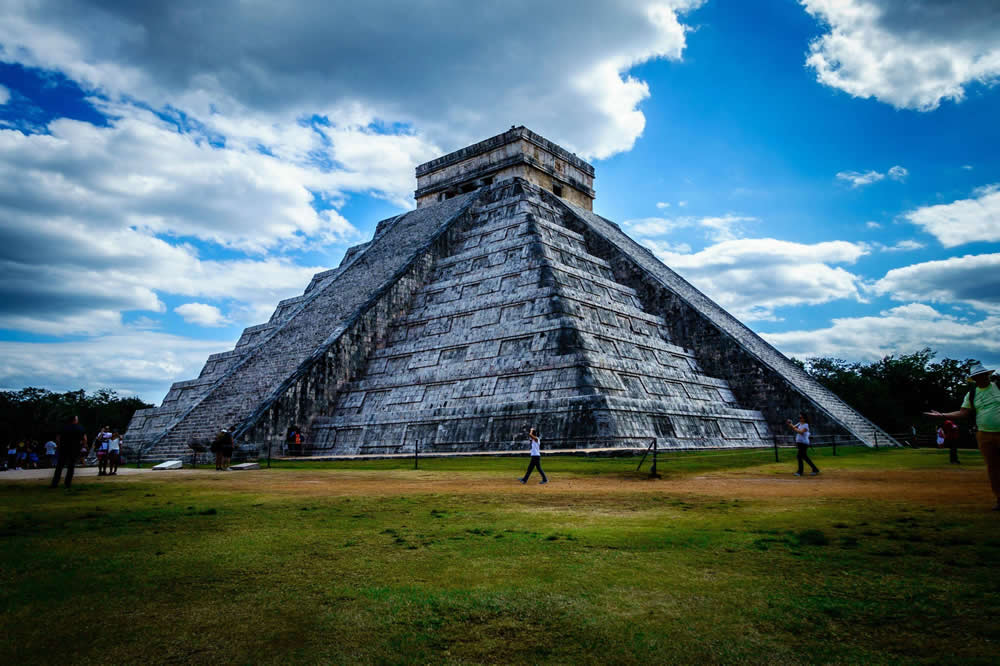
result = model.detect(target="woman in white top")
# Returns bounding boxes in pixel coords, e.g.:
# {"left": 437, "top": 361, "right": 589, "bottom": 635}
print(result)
{"left": 787, "top": 413, "right": 819, "bottom": 477}
{"left": 107, "top": 431, "right": 122, "bottom": 476}
{"left": 519, "top": 427, "right": 548, "bottom": 484}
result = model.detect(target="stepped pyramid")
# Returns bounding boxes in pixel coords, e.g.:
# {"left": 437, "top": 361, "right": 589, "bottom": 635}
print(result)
{"left": 127, "top": 127, "right": 895, "bottom": 459}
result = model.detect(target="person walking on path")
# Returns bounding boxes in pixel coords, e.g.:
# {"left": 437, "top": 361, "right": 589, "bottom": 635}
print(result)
{"left": 787, "top": 413, "right": 819, "bottom": 477}
{"left": 519, "top": 427, "right": 548, "bottom": 484}
{"left": 925, "top": 362, "right": 1000, "bottom": 509}
{"left": 51, "top": 416, "right": 86, "bottom": 488}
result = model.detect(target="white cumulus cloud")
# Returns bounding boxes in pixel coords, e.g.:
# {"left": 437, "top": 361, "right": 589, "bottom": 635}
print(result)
{"left": 0, "top": 330, "right": 233, "bottom": 403}
{"left": 836, "top": 170, "right": 885, "bottom": 188}
{"left": 763, "top": 304, "right": 1000, "bottom": 363}
{"left": 872, "top": 252, "right": 1000, "bottom": 313}
{"left": 0, "top": 84, "right": 9, "bottom": 105}
{"left": 0, "top": 0, "right": 706, "bottom": 160}
{"left": 174, "top": 303, "right": 229, "bottom": 327}
{"left": 802, "top": 0, "right": 1000, "bottom": 111}
{"left": 624, "top": 213, "right": 757, "bottom": 242}
{"left": 642, "top": 237, "right": 869, "bottom": 321}
{"left": 903, "top": 185, "right": 1000, "bottom": 248}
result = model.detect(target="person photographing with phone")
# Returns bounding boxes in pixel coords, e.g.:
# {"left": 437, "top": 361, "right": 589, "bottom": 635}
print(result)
{"left": 519, "top": 427, "right": 548, "bottom": 485}
{"left": 787, "top": 413, "right": 819, "bottom": 477}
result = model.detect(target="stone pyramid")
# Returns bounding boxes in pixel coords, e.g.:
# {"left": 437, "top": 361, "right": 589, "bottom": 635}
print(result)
{"left": 127, "top": 127, "right": 895, "bottom": 459}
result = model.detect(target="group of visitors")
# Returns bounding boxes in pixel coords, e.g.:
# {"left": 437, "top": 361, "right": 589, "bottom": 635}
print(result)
{"left": 4, "top": 424, "right": 124, "bottom": 474}
{"left": 4, "top": 439, "right": 56, "bottom": 470}
{"left": 91, "top": 426, "right": 123, "bottom": 476}
{"left": 285, "top": 425, "right": 304, "bottom": 456}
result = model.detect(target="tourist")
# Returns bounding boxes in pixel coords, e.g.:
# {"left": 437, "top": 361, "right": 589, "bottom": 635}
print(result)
{"left": 942, "top": 419, "right": 961, "bottom": 464}
{"left": 925, "top": 362, "right": 1000, "bottom": 509}
{"left": 787, "top": 413, "right": 819, "bottom": 476}
{"left": 6, "top": 442, "right": 15, "bottom": 470}
{"left": 94, "top": 426, "right": 111, "bottom": 470}
{"left": 45, "top": 437, "right": 58, "bottom": 468}
{"left": 107, "top": 431, "right": 122, "bottom": 475}
{"left": 51, "top": 415, "right": 86, "bottom": 488}
{"left": 213, "top": 428, "right": 234, "bottom": 471}
{"left": 286, "top": 425, "right": 300, "bottom": 456}
{"left": 937, "top": 425, "right": 945, "bottom": 448}
{"left": 27, "top": 440, "right": 40, "bottom": 469}
{"left": 15, "top": 440, "right": 27, "bottom": 470}
{"left": 221, "top": 428, "right": 235, "bottom": 470}
{"left": 519, "top": 427, "right": 548, "bottom": 484}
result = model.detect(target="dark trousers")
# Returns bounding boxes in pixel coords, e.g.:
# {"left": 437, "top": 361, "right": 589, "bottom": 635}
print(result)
{"left": 948, "top": 443, "right": 960, "bottom": 463}
{"left": 797, "top": 444, "right": 818, "bottom": 474}
{"left": 522, "top": 455, "right": 547, "bottom": 482}
{"left": 50, "top": 449, "right": 78, "bottom": 488}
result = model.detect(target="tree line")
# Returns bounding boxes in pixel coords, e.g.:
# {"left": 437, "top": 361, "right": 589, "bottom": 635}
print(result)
{"left": 0, "top": 387, "right": 152, "bottom": 444}
{"left": 797, "top": 348, "right": 978, "bottom": 438}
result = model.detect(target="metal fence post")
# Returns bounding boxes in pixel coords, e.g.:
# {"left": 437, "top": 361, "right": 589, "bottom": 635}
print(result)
{"left": 874, "top": 430, "right": 879, "bottom": 449}
{"left": 414, "top": 440, "right": 419, "bottom": 470}
{"left": 649, "top": 438, "right": 661, "bottom": 479}
{"left": 773, "top": 437, "right": 780, "bottom": 463}
{"left": 267, "top": 440, "right": 272, "bottom": 469}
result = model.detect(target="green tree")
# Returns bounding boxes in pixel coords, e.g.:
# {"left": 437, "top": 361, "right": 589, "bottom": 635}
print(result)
{"left": 799, "top": 349, "right": 976, "bottom": 435}
{"left": 0, "top": 387, "right": 152, "bottom": 445}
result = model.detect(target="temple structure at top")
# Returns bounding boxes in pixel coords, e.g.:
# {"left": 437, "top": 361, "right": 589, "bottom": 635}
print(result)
{"left": 126, "top": 127, "right": 895, "bottom": 460}
{"left": 415, "top": 126, "right": 595, "bottom": 210}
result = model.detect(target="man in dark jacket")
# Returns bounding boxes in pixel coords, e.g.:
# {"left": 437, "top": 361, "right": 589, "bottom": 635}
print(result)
{"left": 51, "top": 415, "right": 86, "bottom": 488}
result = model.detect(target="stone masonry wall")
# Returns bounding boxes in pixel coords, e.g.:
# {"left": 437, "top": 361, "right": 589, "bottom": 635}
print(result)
{"left": 136, "top": 191, "right": 482, "bottom": 459}
{"left": 240, "top": 206, "right": 476, "bottom": 451}
{"left": 555, "top": 193, "right": 895, "bottom": 446}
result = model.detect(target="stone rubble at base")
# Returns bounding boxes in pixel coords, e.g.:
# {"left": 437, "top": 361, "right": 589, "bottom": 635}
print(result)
{"left": 126, "top": 128, "right": 896, "bottom": 461}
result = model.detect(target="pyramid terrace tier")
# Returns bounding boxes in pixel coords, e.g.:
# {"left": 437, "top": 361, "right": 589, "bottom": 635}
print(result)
{"left": 312, "top": 394, "right": 771, "bottom": 454}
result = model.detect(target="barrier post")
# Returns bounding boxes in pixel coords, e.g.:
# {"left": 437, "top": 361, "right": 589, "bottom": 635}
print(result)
{"left": 874, "top": 430, "right": 879, "bottom": 449}
{"left": 773, "top": 437, "right": 780, "bottom": 463}
{"left": 267, "top": 440, "right": 272, "bottom": 469}
{"left": 414, "top": 440, "right": 419, "bottom": 470}
{"left": 649, "top": 439, "right": 661, "bottom": 479}
{"left": 833, "top": 436, "right": 837, "bottom": 456}
{"left": 636, "top": 438, "right": 656, "bottom": 472}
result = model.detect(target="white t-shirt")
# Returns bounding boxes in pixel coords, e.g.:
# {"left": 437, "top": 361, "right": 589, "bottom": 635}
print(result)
{"left": 108, "top": 437, "right": 121, "bottom": 452}
{"left": 794, "top": 423, "right": 810, "bottom": 444}
{"left": 529, "top": 436, "right": 541, "bottom": 456}
{"left": 45, "top": 440, "right": 57, "bottom": 455}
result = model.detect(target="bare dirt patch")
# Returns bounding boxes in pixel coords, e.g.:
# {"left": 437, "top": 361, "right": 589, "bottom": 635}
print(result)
{"left": 54, "top": 464, "right": 988, "bottom": 508}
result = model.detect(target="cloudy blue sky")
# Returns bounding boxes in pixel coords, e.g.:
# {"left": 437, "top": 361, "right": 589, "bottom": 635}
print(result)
{"left": 0, "top": 0, "right": 998, "bottom": 403}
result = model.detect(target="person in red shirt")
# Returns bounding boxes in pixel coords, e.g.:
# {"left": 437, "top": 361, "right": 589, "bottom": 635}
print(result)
{"left": 942, "top": 419, "right": 960, "bottom": 465}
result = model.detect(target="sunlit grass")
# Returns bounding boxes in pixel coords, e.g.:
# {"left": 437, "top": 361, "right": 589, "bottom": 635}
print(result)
{"left": 2, "top": 448, "right": 996, "bottom": 664}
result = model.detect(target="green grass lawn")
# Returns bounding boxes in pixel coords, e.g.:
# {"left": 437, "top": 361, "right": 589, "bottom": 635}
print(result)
{"left": 2, "top": 447, "right": 998, "bottom": 664}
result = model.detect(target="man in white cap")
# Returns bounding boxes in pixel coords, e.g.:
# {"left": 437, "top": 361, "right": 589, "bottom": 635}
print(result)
{"left": 925, "top": 362, "right": 1000, "bottom": 510}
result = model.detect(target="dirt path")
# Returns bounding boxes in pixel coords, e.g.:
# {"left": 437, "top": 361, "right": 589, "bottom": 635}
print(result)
{"left": 4, "top": 463, "right": 992, "bottom": 507}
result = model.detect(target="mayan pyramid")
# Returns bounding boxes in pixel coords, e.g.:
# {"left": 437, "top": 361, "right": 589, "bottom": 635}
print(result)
{"left": 127, "top": 127, "right": 895, "bottom": 459}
